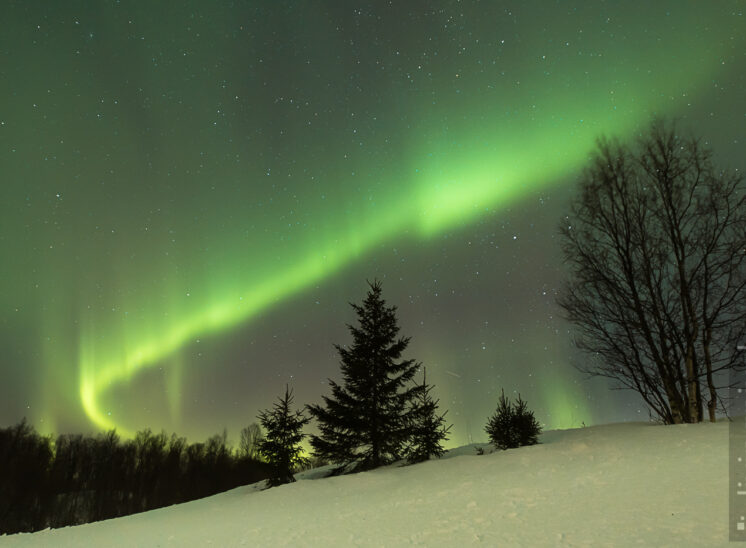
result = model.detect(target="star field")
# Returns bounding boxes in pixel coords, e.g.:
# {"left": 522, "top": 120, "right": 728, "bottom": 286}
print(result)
{"left": 1, "top": 1, "right": 744, "bottom": 445}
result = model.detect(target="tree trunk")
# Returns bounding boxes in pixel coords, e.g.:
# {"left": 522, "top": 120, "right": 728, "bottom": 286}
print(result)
{"left": 662, "top": 374, "right": 685, "bottom": 424}
{"left": 702, "top": 327, "right": 718, "bottom": 422}
{"left": 685, "top": 344, "right": 699, "bottom": 423}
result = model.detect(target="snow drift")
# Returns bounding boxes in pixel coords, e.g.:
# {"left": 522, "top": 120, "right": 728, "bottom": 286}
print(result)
{"left": 2, "top": 420, "right": 729, "bottom": 547}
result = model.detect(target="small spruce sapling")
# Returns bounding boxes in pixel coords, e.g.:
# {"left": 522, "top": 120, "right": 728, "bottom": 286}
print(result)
{"left": 257, "top": 385, "right": 310, "bottom": 487}
{"left": 485, "top": 389, "right": 542, "bottom": 450}
{"left": 405, "top": 368, "right": 451, "bottom": 464}
{"left": 512, "top": 394, "right": 541, "bottom": 447}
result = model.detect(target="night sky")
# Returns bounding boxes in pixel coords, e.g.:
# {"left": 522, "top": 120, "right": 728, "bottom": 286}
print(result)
{"left": 1, "top": 1, "right": 743, "bottom": 446}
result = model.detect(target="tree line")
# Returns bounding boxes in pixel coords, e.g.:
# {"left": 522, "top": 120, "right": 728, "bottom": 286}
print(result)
{"left": 0, "top": 421, "right": 269, "bottom": 535}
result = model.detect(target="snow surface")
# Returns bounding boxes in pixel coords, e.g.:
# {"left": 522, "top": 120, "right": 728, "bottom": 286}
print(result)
{"left": 2, "top": 420, "right": 730, "bottom": 547}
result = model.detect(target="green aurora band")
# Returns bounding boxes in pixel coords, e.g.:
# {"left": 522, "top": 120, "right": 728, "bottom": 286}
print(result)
{"left": 82, "top": 81, "right": 719, "bottom": 437}
{"left": 83, "top": 21, "right": 732, "bottom": 437}
{"left": 1, "top": 2, "right": 739, "bottom": 441}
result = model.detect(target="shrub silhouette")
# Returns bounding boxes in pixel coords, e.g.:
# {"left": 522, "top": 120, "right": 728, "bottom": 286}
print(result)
{"left": 485, "top": 389, "right": 542, "bottom": 450}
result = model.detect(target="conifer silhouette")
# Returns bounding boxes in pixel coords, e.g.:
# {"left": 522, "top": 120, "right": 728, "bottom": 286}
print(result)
{"left": 485, "top": 389, "right": 541, "bottom": 450}
{"left": 405, "top": 368, "right": 451, "bottom": 464}
{"left": 307, "top": 280, "right": 424, "bottom": 473}
{"left": 257, "top": 386, "right": 310, "bottom": 487}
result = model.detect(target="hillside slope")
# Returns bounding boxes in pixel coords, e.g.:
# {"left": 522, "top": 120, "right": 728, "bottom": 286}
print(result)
{"left": 3, "top": 420, "right": 730, "bottom": 547}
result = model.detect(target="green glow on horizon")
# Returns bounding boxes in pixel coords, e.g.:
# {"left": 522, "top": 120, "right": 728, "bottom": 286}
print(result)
{"left": 538, "top": 373, "right": 593, "bottom": 430}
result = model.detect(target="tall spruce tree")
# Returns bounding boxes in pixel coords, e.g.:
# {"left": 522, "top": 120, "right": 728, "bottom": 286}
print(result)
{"left": 307, "top": 280, "right": 424, "bottom": 474}
{"left": 257, "top": 385, "right": 310, "bottom": 487}
{"left": 405, "top": 368, "right": 451, "bottom": 464}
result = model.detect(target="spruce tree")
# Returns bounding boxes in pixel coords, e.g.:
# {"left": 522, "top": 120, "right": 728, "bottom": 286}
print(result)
{"left": 485, "top": 389, "right": 542, "bottom": 450}
{"left": 405, "top": 368, "right": 451, "bottom": 464}
{"left": 485, "top": 389, "right": 517, "bottom": 450}
{"left": 512, "top": 394, "right": 542, "bottom": 447}
{"left": 257, "top": 385, "right": 310, "bottom": 487}
{"left": 307, "top": 280, "right": 424, "bottom": 474}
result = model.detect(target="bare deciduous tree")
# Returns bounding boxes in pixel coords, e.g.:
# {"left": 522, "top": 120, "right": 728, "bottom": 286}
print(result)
{"left": 238, "top": 422, "right": 263, "bottom": 460}
{"left": 558, "top": 120, "right": 745, "bottom": 424}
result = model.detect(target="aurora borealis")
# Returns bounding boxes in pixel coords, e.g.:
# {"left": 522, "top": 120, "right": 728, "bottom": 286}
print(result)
{"left": 1, "top": 1, "right": 744, "bottom": 446}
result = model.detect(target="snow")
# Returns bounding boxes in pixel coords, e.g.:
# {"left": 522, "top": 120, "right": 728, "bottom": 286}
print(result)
{"left": 2, "top": 420, "right": 730, "bottom": 547}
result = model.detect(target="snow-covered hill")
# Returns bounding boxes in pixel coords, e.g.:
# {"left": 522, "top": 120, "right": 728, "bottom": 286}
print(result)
{"left": 2, "top": 420, "right": 730, "bottom": 547}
